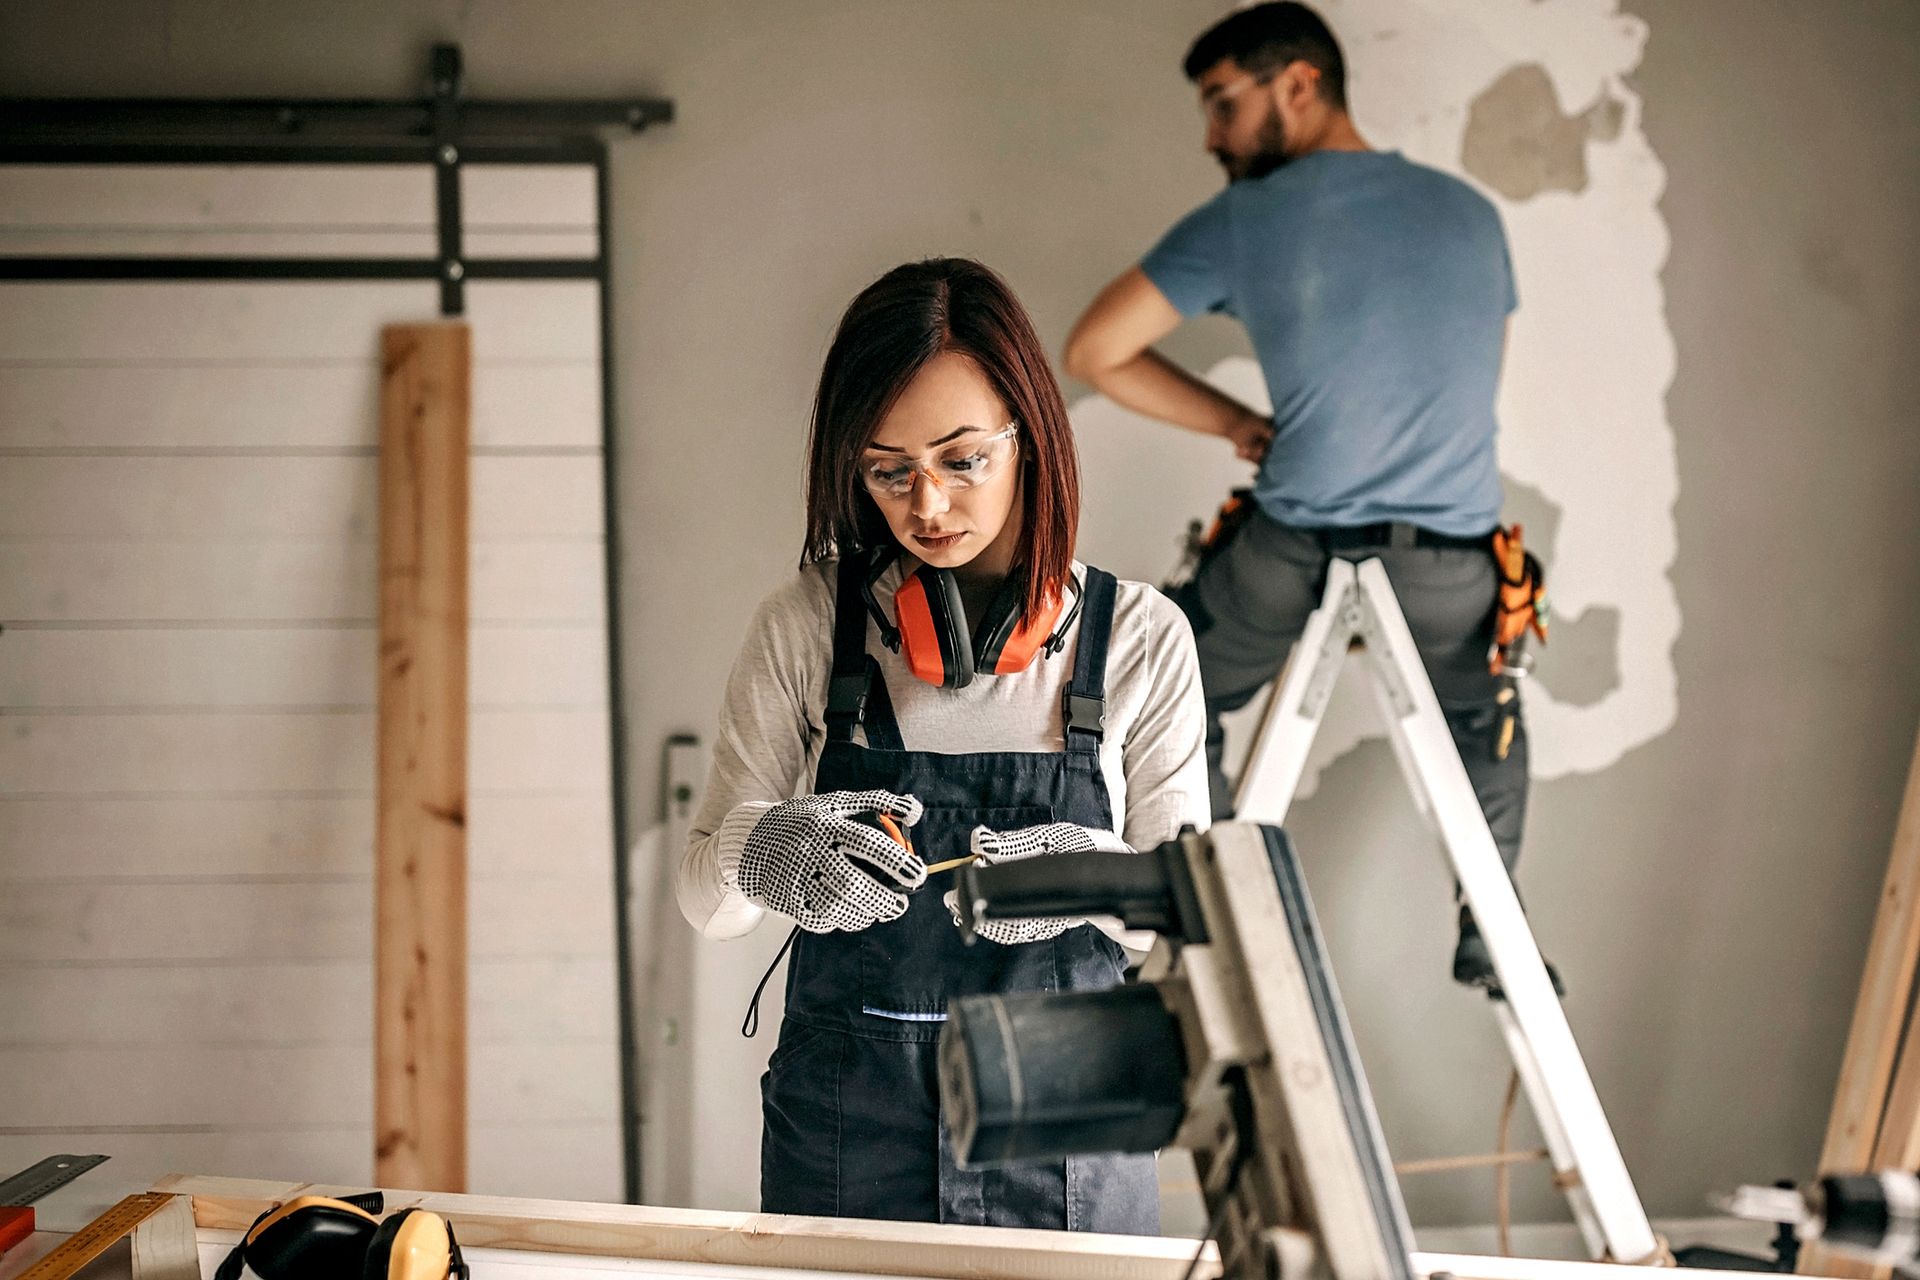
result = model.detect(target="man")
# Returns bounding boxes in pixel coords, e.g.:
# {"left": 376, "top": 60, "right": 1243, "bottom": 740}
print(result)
{"left": 1064, "top": 1, "right": 1544, "bottom": 992}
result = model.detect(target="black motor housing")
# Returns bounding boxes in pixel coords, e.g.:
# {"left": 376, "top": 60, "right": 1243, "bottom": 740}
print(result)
{"left": 939, "top": 982, "right": 1189, "bottom": 1167}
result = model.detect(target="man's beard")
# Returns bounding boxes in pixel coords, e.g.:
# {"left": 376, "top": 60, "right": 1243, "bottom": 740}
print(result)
{"left": 1216, "top": 111, "right": 1291, "bottom": 183}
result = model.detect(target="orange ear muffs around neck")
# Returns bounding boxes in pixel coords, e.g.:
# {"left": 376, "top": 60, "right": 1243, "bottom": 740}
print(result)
{"left": 896, "top": 565, "right": 976, "bottom": 689}
{"left": 893, "top": 565, "right": 1076, "bottom": 689}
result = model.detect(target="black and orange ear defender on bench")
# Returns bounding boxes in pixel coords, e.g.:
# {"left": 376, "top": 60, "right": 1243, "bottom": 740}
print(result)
{"left": 364, "top": 1206, "right": 467, "bottom": 1280}
{"left": 861, "top": 555, "right": 1084, "bottom": 690}
{"left": 214, "top": 1193, "right": 469, "bottom": 1280}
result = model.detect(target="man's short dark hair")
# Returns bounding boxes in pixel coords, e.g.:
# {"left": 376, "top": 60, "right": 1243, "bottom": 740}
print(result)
{"left": 1183, "top": 2, "right": 1348, "bottom": 110}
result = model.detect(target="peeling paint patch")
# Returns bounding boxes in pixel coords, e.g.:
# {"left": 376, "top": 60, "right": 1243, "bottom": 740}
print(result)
{"left": 1461, "top": 62, "right": 1622, "bottom": 201}
{"left": 1539, "top": 605, "right": 1623, "bottom": 708}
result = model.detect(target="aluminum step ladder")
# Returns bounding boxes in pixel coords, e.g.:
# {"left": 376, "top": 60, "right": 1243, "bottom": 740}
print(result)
{"left": 1232, "top": 556, "right": 1660, "bottom": 1265}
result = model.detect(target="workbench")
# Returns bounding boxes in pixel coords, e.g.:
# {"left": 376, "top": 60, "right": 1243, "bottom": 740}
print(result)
{"left": 0, "top": 1175, "right": 1779, "bottom": 1280}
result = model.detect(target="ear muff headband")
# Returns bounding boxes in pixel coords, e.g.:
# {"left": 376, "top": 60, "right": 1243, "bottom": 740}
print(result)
{"left": 977, "top": 575, "right": 1086, "bottom": 675}
{"left": 887, "top": 561, "right": 1081, "bottom": 689}
{"left": 969, "top": 575, "right": 1028, "bottom": 675}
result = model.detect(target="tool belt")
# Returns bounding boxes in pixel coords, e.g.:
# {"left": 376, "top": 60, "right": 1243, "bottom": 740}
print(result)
{"left": 1169, "top": 491, "right": 1547, "bottom": 764}
{"left": 1169, "top": 493, "right": 1498, "bottom": 588}
{"left": 1305, "top": 517, "right": 1550, "bottom": 687}
{"left": 1489, "top": 523, "right": 1548, "bottom": 763}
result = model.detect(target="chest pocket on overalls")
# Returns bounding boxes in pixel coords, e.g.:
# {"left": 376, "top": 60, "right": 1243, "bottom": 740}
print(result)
{"left": 858, "top": 803, "right": 1053, "bottom": 1022}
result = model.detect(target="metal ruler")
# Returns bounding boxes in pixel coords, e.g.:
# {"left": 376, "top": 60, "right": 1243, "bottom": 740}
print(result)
{"left": 0, "top": 1156, "right": 109, "bottom": 1208}
{"left": 16, "top": 1193, "right": 178, "bottom": 1280}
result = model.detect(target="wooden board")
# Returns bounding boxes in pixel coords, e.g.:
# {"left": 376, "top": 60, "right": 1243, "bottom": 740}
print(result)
{"left": 169, "top": 1176, "right": 1213, "bottom": 1280}
{"left": 374, "top": 324, "right": 470, "bottom": 1192}
{"left": 0, "top": 1133, "right": 622, "bottom": 1222}
{"left": 1820, "top": 728, "right": 1920, "bottom": 1169}
{"left": 153, "top": 1176, "right": 1774, "bottom": 1280}
{"left": 7, "top": 1193, "right": 196, "bottom": 1280}
{"left": 1803, "top": 730, "right": 1920, "bottom": 1278}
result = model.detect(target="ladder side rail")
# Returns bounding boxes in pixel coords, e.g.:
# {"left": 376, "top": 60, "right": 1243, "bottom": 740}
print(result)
{"left": 1351, "top": 560, "right": 1657, "bottom": 1264}
{"left": 1352, "top": 603, "right": 1437, "bottom": 830}
{"left": 1235, "top": 560, "right": 1361, "bottom": 824}
{"left": 1349, "top": 571, "right": 1608, "bottom": 1255}
{"left": 1351, "top": 582, "right": 1614, "bottom": 1258}
{"left": 1492, "top": 1001, "right": 1611, "bottom": 1259}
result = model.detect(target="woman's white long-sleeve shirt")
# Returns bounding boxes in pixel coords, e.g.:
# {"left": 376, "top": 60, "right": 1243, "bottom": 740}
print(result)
{"left": 677, "top": 557, "right": 1211, "bottom": 940}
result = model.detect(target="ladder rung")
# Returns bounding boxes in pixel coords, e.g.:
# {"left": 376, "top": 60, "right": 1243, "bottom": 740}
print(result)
{"left": 1394, "top": 1149, "right": 1551, "bottom": 1176}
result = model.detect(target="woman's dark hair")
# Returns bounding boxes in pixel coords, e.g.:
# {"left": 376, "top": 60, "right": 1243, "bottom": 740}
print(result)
{"left": 802, "top": 257, "right": 1078, "bottom": 620}
{"left": 1183, "top": 1, "right": 1348, "bottom": 110}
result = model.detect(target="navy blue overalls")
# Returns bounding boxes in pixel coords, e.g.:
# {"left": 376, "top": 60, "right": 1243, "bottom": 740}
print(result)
{"left": 757, "top": 555, "right": 1160, "bottom": 1233}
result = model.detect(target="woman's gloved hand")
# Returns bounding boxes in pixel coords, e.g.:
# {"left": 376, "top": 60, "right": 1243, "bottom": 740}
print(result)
{"left": 736, "top": 790, "right": 926, "bottom": 933}
{"left": 943, "top": 821, "right": 1132, "bottom": 944}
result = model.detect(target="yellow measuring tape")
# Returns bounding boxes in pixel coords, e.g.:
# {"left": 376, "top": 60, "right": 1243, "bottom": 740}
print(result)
{"left": 17, "top": 1192, "right": 178, "bottom": 1280}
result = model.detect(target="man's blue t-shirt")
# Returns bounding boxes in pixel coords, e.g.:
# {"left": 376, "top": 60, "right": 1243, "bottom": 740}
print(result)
{"left": 1141, "top": 150, "right": 1514, "bottom": 536}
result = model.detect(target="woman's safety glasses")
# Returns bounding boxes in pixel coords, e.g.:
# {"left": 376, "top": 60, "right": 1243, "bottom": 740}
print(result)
{"left": 860, "top": 423, "right": 1018, "bottom": 499}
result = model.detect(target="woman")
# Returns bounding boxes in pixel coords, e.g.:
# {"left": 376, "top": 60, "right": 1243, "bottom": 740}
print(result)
{"left": 678, "top": 257, "right": 1207, "bottom": 1233}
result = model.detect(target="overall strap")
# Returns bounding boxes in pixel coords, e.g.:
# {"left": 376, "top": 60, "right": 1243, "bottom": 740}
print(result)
{"left": 825, "top": 553, "right": 905, "bottom": 752}
{"left": 1063, "top": 567, "right": 1117, "bottom": 757}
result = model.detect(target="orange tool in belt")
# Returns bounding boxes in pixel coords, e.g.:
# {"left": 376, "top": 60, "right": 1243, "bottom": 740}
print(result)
{"left": 1165, "top": 488, "right": 1256, "bottom": 593}
{"left": 1202, "top": 489, "right": 1253, "bottom": 548}
{"left": 1491, "top": 524, "right": 1548, "bottom": 672}
{"left": 1490, "top": 524, "right": 1548, "bottom": 762}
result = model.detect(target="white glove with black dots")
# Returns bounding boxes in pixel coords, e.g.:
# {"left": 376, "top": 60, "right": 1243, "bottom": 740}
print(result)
{"left": 943, "top": 821, "right": 1132, "bottom": 945}
{"left": 736, "top": 790, "right": 927, "bottom": 934}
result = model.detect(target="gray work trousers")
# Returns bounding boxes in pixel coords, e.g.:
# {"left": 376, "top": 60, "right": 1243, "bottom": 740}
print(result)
{"left": 1172, "top": 508, "right": 1529, "bottom": 873}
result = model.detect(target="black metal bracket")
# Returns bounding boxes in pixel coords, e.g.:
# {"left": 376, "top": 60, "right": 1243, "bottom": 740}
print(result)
{"left": 431, "top": 44, "right": 467, "bottom": 315}
{"left": 0, "top": 45, "right": 673, "bottom": 151}
{"left": 0, "top": 42, "right": 676, "bottom": 294}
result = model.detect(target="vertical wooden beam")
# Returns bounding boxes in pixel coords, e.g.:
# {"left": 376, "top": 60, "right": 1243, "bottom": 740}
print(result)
{"left": 375, "top": 322, "right": 471, "bottom": 1192}
{"left": 1803, "top": 727, "right": 1920, "bottom": 1277}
